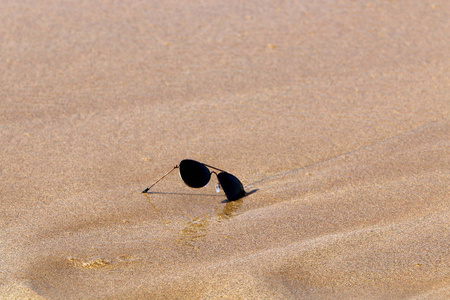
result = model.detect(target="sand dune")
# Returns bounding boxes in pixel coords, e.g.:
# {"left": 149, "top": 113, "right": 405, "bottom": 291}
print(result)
{"left": 1, "top": 0, "right": 449, "bottom": 299}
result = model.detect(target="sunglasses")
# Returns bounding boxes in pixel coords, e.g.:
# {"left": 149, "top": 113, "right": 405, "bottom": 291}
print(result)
{"left": 142, "top": 159, "right": 246, "bottom": 201}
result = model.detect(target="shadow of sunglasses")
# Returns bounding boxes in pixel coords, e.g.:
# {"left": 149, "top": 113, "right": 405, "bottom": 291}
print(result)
{"left": 142, "top": 159, "right": 247, "bottom": 201}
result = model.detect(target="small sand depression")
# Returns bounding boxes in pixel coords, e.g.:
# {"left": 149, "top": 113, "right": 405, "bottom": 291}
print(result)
{"left": 67, "top": 254, "right": 142, "bottom": 270}
{"left": 67, "top": 257, "right": 112, "bottom": 269}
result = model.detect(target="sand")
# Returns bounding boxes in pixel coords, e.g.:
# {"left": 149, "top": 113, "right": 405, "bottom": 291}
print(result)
{"left": 1, "top": 0, "right": 449, "bottom": 299}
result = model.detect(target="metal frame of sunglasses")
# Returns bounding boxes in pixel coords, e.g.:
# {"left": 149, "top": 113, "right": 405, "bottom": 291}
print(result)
{"left": 142, "top": 159, "right": 247, "bottom": 201}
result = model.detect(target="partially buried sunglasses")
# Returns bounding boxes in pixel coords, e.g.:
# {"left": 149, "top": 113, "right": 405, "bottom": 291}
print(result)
{"left": 142, "top": 159, "right": 246, "bottom": 201}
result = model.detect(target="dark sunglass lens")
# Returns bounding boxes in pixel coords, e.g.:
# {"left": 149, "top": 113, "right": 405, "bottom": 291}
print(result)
{"left": 179, "top": 159, "right": 211, "bottom": 188}
{"left": 217, "top": 172, "right": 246, "bottom": 201}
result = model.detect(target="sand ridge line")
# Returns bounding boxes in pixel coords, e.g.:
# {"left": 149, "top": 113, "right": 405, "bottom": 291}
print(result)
{"left": 246, "top": 120, "right": 445, "bottom": 188}
{"left": 103, "top": 209, "right": 450, "bottom": 299}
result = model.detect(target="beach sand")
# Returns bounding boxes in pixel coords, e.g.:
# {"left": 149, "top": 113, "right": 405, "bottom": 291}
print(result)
{"left": 1, "top": 1, "right": 449, "bottom": 299}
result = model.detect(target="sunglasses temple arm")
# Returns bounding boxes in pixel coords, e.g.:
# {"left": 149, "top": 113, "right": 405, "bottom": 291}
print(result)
{"left": 142, "top": 165, "right": 179, "bottom": 193}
